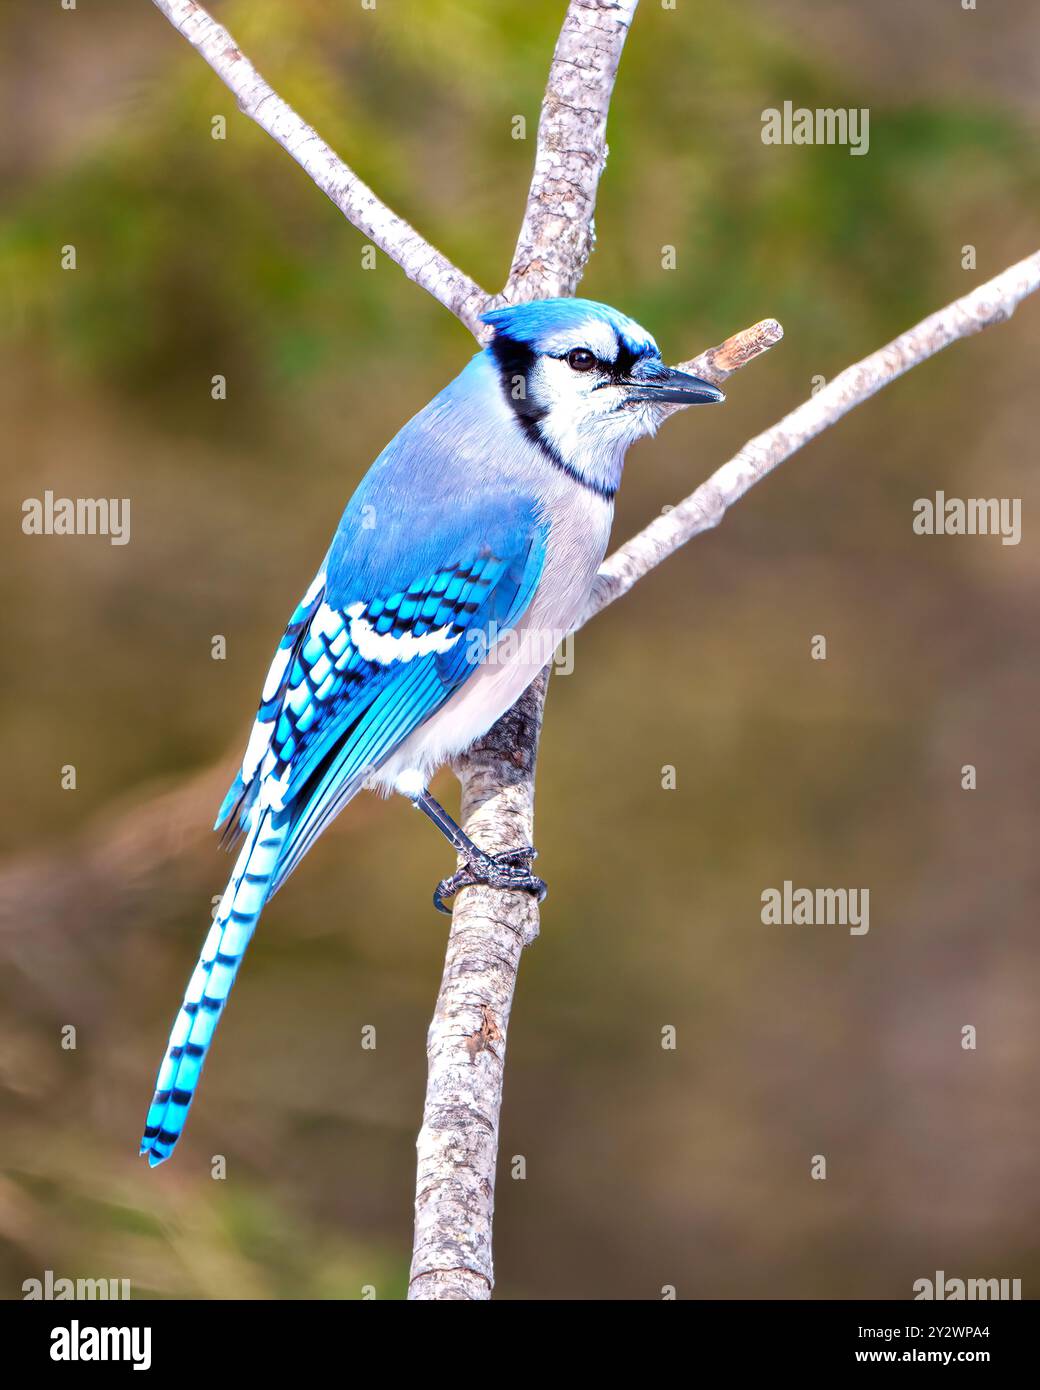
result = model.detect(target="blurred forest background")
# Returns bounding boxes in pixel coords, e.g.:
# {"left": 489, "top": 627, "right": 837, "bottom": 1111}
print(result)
{"left": 2, "top": 0, "right": 1039, "bottom": 1300}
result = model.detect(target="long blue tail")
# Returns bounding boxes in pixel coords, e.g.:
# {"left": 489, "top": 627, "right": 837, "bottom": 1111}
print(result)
{"left": 140, "top": 807, "right": 290, "bottom": 1166}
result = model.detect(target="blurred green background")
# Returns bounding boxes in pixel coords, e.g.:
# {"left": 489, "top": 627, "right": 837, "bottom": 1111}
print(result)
{"left": 2, "top": 0, "right": 1039, "bottom": 1300}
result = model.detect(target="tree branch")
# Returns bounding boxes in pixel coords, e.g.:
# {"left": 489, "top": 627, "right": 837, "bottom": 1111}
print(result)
{"left": 407, "top": 0, "right": 645, "bottom": 1300}
{"left": 504, "top": 0, "right": 640, "bottom": 301}
{"left": 407, "top": 672, "right": 548, "bottom": 1301}
{"left": 149, "top": 0, "right": 490, "bottom": 335}
{"left": 585, "top": 251, "right": 1040, "bottom": 621}
{"left": 415, "top": 246, "right": 1040, "bottom": 1295}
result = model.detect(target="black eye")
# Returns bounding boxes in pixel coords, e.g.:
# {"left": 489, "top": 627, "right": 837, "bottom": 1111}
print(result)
{"left": 566, "top": 348, "right": 596, "bottom": 372}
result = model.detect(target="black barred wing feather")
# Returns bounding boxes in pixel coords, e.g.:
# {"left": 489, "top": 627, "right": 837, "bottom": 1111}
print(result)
{"left": 214, "top": 536, "right": 546, "bottom": 891}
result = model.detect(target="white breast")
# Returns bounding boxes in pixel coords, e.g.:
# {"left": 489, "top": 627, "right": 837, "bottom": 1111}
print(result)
{"left": 375, "top": 478, "right": 613, "bottom": 793}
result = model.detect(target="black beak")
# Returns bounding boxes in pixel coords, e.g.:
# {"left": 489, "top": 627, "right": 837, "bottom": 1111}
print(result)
{"left": 622, "top": 358, "right": 725, "bottom": 406}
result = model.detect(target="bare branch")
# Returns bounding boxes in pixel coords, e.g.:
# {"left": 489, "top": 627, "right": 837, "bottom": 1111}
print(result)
{"left": 408, "top": 320, "right": 779, "bottom": 1301}
{"left": 409, "top": 0, "right": 642, "bottom": 1300}
{"left": 414, "top": 244, "right": 1040, "bottom": 1295}
{"left": 504, "top": 0, "right": 640, "bottom": 301}
{"left": 408, "top": 675, "right": 547, "bottom": 1301}
{"left": 149, "top": 0, "right": 489, "bottom": 335}
{"left": 675, "top": 318, "right": 786, "bottom": 389}
{"left": 586, "top": 251, "right": 1040, "bottom": 620}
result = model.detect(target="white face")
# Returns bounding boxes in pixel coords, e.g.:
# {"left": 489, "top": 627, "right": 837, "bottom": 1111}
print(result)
{"left": 526, "top": 319, "right": 661, "bottom": 463}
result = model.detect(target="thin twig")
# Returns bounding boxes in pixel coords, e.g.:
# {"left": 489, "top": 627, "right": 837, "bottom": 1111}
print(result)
{"left": 149, "top": 0, "right": 489, "bottom": 334}
{"left": 416, "top": 246, "right": 1040, "bottom": 1296}
{"left": 585, "top": 251, "right": 1040, "bottom": 620}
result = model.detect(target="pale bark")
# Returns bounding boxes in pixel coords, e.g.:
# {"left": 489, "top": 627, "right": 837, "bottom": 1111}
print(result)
{"left": 149, "top": 0, "right": 489, "bottom": 335}
{"left": 145, "top": 0, "right": 1040, "bottom": 1301}
{"left": 584, "top": 250, "right": 1040, "bottom": 622}
{"left": 424, "top": 252, "right": 1040, "bottom": 1300}
{"left": 408, "top": 675, "right": 547, "bottom": 1299}
{"left": 408, "top": 0, "right": 644, "bottom": 1301}
{"left": 413, "top": 328, "right": 781, "bottom": 1301}
{"left": 503, "top": 0, "right": 640, "bottom": 302}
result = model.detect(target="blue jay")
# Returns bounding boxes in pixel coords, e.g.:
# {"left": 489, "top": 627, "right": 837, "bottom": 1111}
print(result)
{"left": 141, "top": 297, "right": 723, "bottom": 1165}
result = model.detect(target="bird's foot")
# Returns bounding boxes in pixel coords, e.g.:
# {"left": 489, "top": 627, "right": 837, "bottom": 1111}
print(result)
{"left": 433, "top": 845, "right": 547, "bottom": 915}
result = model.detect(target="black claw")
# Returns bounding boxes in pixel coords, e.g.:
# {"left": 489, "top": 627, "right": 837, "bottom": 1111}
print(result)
{"left": 433, "top": 847, "right": 547, "bottom": 914}
{"left": 433, "top": 871, "right": 466, "bottom": 914}
{"left": 493, "top": 844, "right": 539, "bottom": 866}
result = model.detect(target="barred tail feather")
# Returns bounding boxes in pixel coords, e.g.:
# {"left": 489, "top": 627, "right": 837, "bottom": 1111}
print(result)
{"left": 140, "top": 807, "right": 290, "bottom": 1167}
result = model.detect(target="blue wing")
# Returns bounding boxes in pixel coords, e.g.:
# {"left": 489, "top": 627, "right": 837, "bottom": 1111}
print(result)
{"left": 216, "top": 487, "right": 548, "bottom": 896}
{"left": 144, "top": 363, "right": 552, "bottom": 1164}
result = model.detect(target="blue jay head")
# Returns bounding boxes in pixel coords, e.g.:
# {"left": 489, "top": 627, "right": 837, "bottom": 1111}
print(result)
{"left": 481, "top": 298, "right": 724, "bottom": 466}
